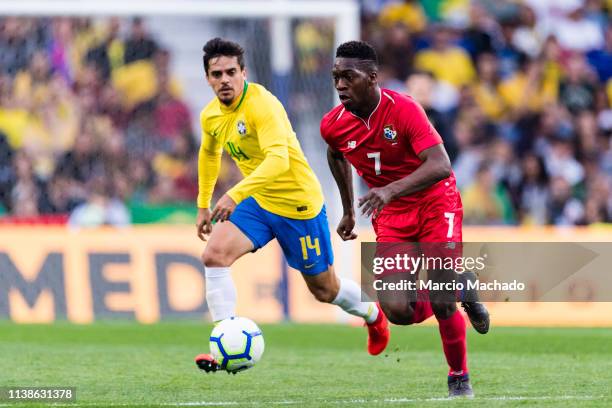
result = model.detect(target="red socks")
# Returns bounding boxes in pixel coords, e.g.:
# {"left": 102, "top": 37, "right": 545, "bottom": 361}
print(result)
{"left": 437, "top": 310, "right": 468, "bottom": 375}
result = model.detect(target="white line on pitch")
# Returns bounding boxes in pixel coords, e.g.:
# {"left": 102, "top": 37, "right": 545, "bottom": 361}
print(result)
{"left": 7, "top": 394, "right": 603, "bottom": 407}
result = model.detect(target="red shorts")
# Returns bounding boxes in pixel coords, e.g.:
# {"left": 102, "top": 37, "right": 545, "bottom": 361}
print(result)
{"left": 372, "top": 192, "right": 463, "bottom": 243}
{"left": 371, "top": 193, "right": 463, "bottom": 278}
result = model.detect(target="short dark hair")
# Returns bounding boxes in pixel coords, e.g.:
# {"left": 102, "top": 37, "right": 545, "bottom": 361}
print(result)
{"left": 336, "top": 41, "right": 378, "bottom": 64}
{"left": 202, "top": 37, "right": 245, "bottom": 74}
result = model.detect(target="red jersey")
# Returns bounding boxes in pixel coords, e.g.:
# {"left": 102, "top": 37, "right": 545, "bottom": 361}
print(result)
{"left": 320, "top": 88, "right": 459, "bottom": 213}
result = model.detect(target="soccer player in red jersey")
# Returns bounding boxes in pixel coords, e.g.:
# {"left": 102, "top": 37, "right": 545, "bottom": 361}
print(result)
{"left": 320, "top": 41, "right": 490, "bottom": 398}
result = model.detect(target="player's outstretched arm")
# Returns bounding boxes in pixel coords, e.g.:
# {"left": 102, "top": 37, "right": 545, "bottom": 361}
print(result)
{"left": 358, "top": 144, "right": 451, "bottom": 217}
{"left": 327, "top": 146, "right": 357, "bottom": 240}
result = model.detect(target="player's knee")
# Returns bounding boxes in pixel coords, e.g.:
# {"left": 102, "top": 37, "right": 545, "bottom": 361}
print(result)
{"left": 202, "top": 246, "right": 233, "bottom": 267}
{"left": 431, "top": 302, "right": 456, "bottom": 320}
{"left": 380, "top": 302, "right": 414, "bottom": 325}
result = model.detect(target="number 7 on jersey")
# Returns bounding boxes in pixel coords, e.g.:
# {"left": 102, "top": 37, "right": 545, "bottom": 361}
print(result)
{"left": 367, "top": 152, "right": 381, "bottom": 175}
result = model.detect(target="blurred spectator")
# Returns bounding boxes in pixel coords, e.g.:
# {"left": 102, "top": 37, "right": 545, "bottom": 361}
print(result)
{"left": 414, "top": 24, "right": 475, "bottom": 88}
{"left": 124, "top": 17, "right": 158, "bottom": 64}
{"left": 496, "top": 15, "right": 523, "bottom": 78}
{"left": 125, "top": 158, "right": 155, "bottom": 204}
{"left": 377, "top": 24, "right": 414, "bottom": 81}
{"left": 125, "top": 102, "right": 160, "bottom": 159}
{"left": 10, "top": 151, "right": 46, "bottom": 217}
{"left": 378, "top": 0, "right": 427, "bottom": 33}
{"left": 13, "top": 50, "right": 52, "bottom": 108}
{"left": 587, "top": 24, "right": 612, "bottom": 83}
{"left": 575, "top": 111, "right": 602, "bottom": 160}
{"left": 43, "top": 174, "right": 82, "bottom": 214}
{"left": 548, "top": 176, "right": 585, "bottom": 225}
{"left": 55, "top": 129, "right": 98, "bottom": 184}
{"left": 406, "top": 70, "right": 456, "bottom": 158}
{"left": 68, "top": 176, "right": 130, "bottom": 227}
{"left": 551, "top": 3, "right": 604, "bottom": 52}
{"left": 512, "top": 4, "right": 544, "bottom": 58}
{"left": 498, "top": 56, "right": 557, "bottom": 115}
{"left": 462, "top": 161, "right": 515, "bottom": 225}
{"left": 152, "top": 132, "right": 198, "bottom": 203}
{"left": 452, "top": 118, "right": 488, "bottom": 189}
{"left": 558, "top": 53, "right": 597, "bottom": 114}
{"left": 0, "top": 17, "right": 37, "bottom": 76}
{"left": 0, "top": 133, "right": 14, "bottom": 212}
{"left": 85, "top": 17, "right": 124, "bottom": 81}
{"left": 111, "top": 59, "right": 158, "bottom": 109}
{"left": 462, "top": 2, "right": 497, "bottom": 60}
{"left": 513, "top": 153, "right": 551, "bottom": 225}
{"left": 295, "top": 20, "right": 334, "bottom": 75}
{"left": 544, "top": 137, "right": 585, "bottom": 186}
{"left": 154, "top": 70, "right": 192, "bottom": 145}
{"left": 470, "top": 52, "right": 505, "bottom": 120}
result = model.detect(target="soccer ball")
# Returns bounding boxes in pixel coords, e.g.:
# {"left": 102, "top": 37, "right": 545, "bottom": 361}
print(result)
{"left": 209, "top": 317, "right": 265, "bottom": 373}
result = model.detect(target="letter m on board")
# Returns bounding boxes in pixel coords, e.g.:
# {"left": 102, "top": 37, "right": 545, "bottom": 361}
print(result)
{"left": 0, "top": 253, "right": 66, "bottom": 319}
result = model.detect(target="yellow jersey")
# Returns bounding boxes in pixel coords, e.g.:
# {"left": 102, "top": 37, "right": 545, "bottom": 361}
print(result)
{"left": 197, "top": 81, "right": 324, "bottom": 219}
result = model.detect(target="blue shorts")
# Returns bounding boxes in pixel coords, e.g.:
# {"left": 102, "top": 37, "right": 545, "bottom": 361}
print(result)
{"left": 229, "top": 197, "right": 334, "bottom": 275}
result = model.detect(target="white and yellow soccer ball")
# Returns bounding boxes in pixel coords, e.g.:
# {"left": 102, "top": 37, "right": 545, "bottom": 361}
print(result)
{"left": 209, "top": 317, "right": 265, "bottom": 373}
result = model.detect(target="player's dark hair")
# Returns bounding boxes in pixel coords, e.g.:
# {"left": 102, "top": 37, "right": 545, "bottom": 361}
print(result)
{"left": 336, "top": 41, "right": 378, "bottom": 63}
{"left": 335, "top": 40, "right": 378, "bottom": 73}
{"left": 203, "top": 37, "right": 245, "bottom": 74}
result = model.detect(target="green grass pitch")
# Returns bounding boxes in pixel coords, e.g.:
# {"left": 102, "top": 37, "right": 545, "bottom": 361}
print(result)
{"left": 1, "top": 322, "right": 611, "bottom": 407}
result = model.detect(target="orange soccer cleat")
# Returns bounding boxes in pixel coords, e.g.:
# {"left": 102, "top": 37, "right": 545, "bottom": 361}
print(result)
{"left": 366, "top": 303, "right": 390, "bottom": 355}
{"left": 194, "top": 353, "right": 220, "bottom": 373}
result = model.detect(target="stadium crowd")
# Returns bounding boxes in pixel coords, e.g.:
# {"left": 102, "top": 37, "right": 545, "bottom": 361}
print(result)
{"left": 0, "top": 0, "right": 611, "bottom": 227}
{"left": 0, "top": 16, "right": 243, "bottom": 226}
{"left": 359, "top": 0, "right": 612, "bottom": 226}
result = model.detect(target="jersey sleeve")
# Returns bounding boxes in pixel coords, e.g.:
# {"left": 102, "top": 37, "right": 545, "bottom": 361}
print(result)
{"left": 226, "top": 94, "right": 290, "bottom": 204}
{"left": 197, "top": 110, "right": 223, "bottom": 209}
{"left": 400, "top": 98, "right": 443, "bottom": 156}
{"left": 319, "top": 108, "right": 339, "bottom": 150}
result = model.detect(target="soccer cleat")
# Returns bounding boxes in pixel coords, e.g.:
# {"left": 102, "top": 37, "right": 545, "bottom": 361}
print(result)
{"left": 448, "top": 373, "right": 474, "bottom": 398}
{"left": 461, "top": 301, "right": 490, "bottom": 334}
{"left": 194, "top": 354, "right": 220, "bottom": 373}
{"left": 366, "top": 303, "right": 390, "bottom": 355}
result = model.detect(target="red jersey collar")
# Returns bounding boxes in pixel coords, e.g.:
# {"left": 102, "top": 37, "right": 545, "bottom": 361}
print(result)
{"left": 348, "top": 87, "right": 382, "bottom": 130}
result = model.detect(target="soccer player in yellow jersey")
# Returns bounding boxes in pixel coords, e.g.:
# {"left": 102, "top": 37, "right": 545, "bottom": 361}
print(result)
{"left": 194, "top": 38, "right": 389, "bottom": 373}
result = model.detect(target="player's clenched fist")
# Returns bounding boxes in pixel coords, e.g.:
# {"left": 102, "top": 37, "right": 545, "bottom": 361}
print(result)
{"left": 337, "top": 214, "right": 358, "bottom": 241}
{"left": 211, "top": 194, "right": 237, "bottom": 223}
{"left": 358, "top": 187, "right": 395, "bottom": 217}
{"left": 196, "top": 208, "right": 213, "bottom": 241}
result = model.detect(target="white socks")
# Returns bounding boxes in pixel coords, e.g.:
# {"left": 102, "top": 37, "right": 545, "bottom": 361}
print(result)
{"left": 332, "top": 278, "right": 379, "bottom": 324}
{"left": 205, "top": 266, "right": 237, "bottom": 322}
{"left": 205, "top": 268, "right": 378, "bottom": 324}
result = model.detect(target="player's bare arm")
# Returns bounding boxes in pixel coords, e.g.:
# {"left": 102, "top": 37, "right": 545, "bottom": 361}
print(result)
{"left": 358, "top": 144, "right": 451, "bottom": 217}
{"left": 327, "top": 146, "right": 357, "bottom": 240}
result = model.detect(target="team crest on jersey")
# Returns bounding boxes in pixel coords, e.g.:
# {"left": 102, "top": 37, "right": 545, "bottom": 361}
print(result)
{"left": 383, "top": 124, "right": 397, "bottom": 143}
{"left": 237, "top": 120, "right": 247, "bottom": 136}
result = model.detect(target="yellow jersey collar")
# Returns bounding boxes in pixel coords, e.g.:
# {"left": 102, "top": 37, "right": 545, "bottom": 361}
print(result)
{"left": 220, "top": 80, "right": 249, "bottom": 113}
